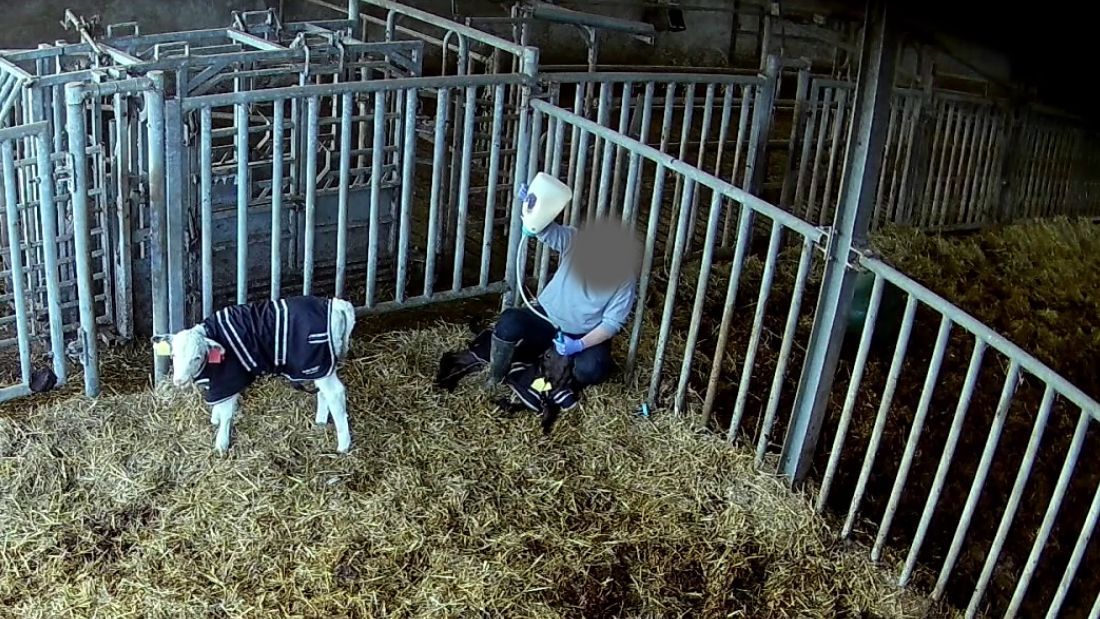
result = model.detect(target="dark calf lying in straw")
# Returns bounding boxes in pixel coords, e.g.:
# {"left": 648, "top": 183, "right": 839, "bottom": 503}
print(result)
{"left": 433, "top": 327, "right": 577, "bottom": 435}
{"left": 497, "top": 347, "right": 577, "bottom": 436}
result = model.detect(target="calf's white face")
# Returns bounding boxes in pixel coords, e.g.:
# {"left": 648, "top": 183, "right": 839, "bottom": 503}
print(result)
{"left": 170, "top": 327, "right": 210, "bottom": 388}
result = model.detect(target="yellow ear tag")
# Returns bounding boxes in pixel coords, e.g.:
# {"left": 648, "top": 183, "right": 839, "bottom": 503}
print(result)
{"left": 531, "top": 377, "right": 552, "bottom": 393}
{"left": 153, "top": 341, "right": 172, "bottom": 357}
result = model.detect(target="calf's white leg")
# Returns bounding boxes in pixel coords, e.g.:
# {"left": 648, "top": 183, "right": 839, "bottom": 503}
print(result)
{"left": 315, "top": 386, "right": 330, "bottom": 426}
{"left": 212, "top": 396, "right": 238, "bottom": 453}
{"left": 317, "top": 374, "right": 350, "bottom": 453}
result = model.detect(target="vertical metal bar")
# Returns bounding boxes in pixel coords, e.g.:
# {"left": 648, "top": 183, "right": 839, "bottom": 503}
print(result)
{"left": 780, "top": 70, "right": 811, "bottom": 210}
{"left": 108, "top": 92, "right": 133, "bottom": 340}
{"left": 896, "top": 97, "right": 922, "bottom": 224}
{"left": 919, "top": 100, "right": 949, "bottom": 227}
{"left": 841, "top": 295, "right": 919, "bottom": 538}
{"left": 672, "top": 190, "right": 722, "bottom": 413}
{"left": 165, "top": 100, "right": 186, "bottom": 331}
{"left": 871, "top": 98, "right": 899, "bottom": 230}
{"left": 933, "top": 360, "right": 1022, "bottom": 600}
{"left": 199, "top": 107, "right": 214, "bottom": 314}
{"left": 367, "top": 90, "right": 385, "bottom": 306}
{"left": 756, "top": 236, "right": 814, "bottom": 467}
{"left": 396, "top": 88, "right": 416, "bottom": 302}
{"left": 1005, "top": 406, "right": 1090, "bottom": 617}
{"left": 884, "top": 96, "right": 913, "bottom": 225}
{"left": 625, "top": 164, "right": 667, "bottom": 378}
{"left": 820, "top": 88, "right": 849, "bottom": 225}
{"left": 565, "top": 84, "right": 584, "bottom": 199}
{"left": 699, "top": 203, "right": 753, "bottom": 428}
{"left": 713, "top": 84, "right": 734, "bottom": 181}
{"left": 588, "top": 82, "right": 612, "bottom": 220}
{"left": 792, "top": 83, "right": 821, "bottom": 219}
{"left": 727, "top": 222, "right": 783, "bottom": 441}
{"left": 33, "top": 123, "right": 65, "bottom": 382}
{"left": 502, "top": 49, "right": 537, "bottom": 309}
{"left": 780, "top": 3, "right": 898, "bottom": 483}
{"left": 2, "top": 139, "right": 31, "bottom": 386}
{"left": 899, "top": 338, "right": 987, "bottom": 585}
{"left": 609, "top": 82, "right": 632, "bottom": 215}
{"left": 452, "top": 86, "right": 476, "bottom": 293}
{"left": 536, "top": 115, "right": 561, "bottom": 292}
{"left": 594, "top": 88, "right": 617, "bottom": 220}
{"left": 424, "top": 87, "right": 449, "bottom": 297}
{"left": 1046, "top": 478, "right": 1100, "bottom": 618}
{"left": 303, "top": 96, "right": 320, "bottom": 296}
{"left": 667, "top": 83, "right": 696, "bottom": 246}
{"left": 270, "top": 99, "right": 284, "bottom": 301}
{"left": 958, "top": 109, "right": 987, "bottom": 224}
{"left": 646, "top": 177, "right": 695, "bottom": 405}
{"left": 235, "top": 101, "right": 249, "bottom": 304}
{"left": 65, "top": 84, "right": 101, "bottom": 395}
{"left": 967, "top": 385, "right": 1056, "bottom": 615}
{"left": 929, "top": 104, "right": 961, "bottom": 227}
{"left": 335, "top": 92, "right": 353, "bottom": 298}
{"left": 569, "top": 129, "right": 590, "bottom": 228}
{"left": 805, "top": 87, "right": 834, "bottom": 222}
{"left": 684, "top": 83, "right": 716, "bottom": 252}
{"left": 872, "top": 315, "right": 952, "bottom": 559}
{"left": 658, "top": 83, "right": 677, "bottom": 155}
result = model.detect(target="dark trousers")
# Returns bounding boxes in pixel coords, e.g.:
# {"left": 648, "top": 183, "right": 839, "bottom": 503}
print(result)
{"left": 493, "top": 307, "right": 613, "bottom": 388}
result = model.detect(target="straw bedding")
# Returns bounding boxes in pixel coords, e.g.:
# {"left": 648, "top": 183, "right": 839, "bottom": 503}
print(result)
{"left": 0, "top": 324, "right": 949, "bottom": 618}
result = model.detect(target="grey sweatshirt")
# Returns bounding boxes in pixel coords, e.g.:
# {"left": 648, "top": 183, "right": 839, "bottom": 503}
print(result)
{"left": 535, "top": 223, "right": 636, "bottom": 336}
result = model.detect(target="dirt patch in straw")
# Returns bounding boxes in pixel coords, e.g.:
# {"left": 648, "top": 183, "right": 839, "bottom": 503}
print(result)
{"left": 0, "top": 324, "right": 948, "bottom": 618}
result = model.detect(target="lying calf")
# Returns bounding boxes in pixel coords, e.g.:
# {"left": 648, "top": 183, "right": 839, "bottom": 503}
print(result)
{"left": 497, "top": 346, "right": 577, "bottom": 435}
{"left": 161, "top": 296, "right": 356, "bottom": 453}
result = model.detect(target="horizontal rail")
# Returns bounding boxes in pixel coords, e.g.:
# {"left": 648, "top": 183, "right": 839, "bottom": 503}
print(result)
{"left": 542, "top": 71, "right": 765, "bottom": 86}
{"left": 0, "top": 120, "right": 47, "bottom": 142}
{"left": 531, "top": 98, "right": 826, "bottom": 242}
{"left": 182, "top": 73, "right": 524, "bottom": 109}
{"left": 358, "top": 0, "right": 530, "bottom": 58}
{"left": 860, "top": 255, "right": 1100, "bottom": 419}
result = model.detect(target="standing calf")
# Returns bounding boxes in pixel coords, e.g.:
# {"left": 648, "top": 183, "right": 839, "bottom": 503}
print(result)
{"left": 163, "top": 296, "right": 357, "bottom": 453}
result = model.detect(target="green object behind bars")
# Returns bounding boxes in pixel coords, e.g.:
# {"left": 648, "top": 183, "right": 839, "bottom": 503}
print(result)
{"left": 844, "top": 270, "right": 906, "bottom": 353}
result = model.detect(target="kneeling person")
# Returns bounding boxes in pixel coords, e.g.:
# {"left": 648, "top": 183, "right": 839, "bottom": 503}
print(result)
{"left": 489, "top": 217, "right": 640, "bottom": 395}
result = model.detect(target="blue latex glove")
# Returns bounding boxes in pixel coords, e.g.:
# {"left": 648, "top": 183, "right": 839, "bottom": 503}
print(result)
{"left": 554, "top": 333, "right": 585, "bottom": 357}
{"left": 518, "top": 182, "right": 538, "bottom": 237}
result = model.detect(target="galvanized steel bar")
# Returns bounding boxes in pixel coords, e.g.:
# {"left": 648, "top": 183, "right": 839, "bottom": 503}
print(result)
{"left": 933, "top": 360, "right": 1021, "bottom": 600}
{"left": 303, "top": 96, "right": 320, "bottom": 295}
{"left": 841, "top": 294, "right": 918, "bottom": 538}
{"left": 819, "top": 88, "right": 848, "bottom": 225}
{"left": 968, "top": 385, "right": 1056, "bottom": 616}
{"left": 530, "top": 100, "right": 823, "bottom": 240}
{"left": 199, "top": 107, "right": 214, "bottom": 315}
{"left": 65, "top": 83, "right": 102, "bottom": 395}
{"left": 672, "top": 191, "right": 723, "bottom": 413}
{"left": 452, "top": 85, "right": 477, "bottom": 293}
{"left": 270, "top": 99, "right": 285, "bottom": 301}
{"left": 336, "top": 91, "right": 353, "bottom": 298}
{"left": 1, "top": 139, "right": 31, "bottom": 386}
{"left": 235, "top": 101, "right": 250, "bottom": 304}
{"left": 757, "top": 236, "right": 814, "bottom": 467}
{"left": 609, "top": 82, "right": 632, "bottom": 215}
{"left": 872, "top": 315, "right": 952, "bottom": 559}
{"left": 32, "top": 122, "right": 65, "bottom": 382}
{"left": 728, "top": 222, "right": 783, "bottom": 441}
{"left": 712, "top": 84, "right": 734, "bottom": 183}
{"left": 899, "top": 338, "right": 987, "bottom": 585}
{"left": 367, "top": 90, "right": 385, "bottom": 306}
{"left": 699, "top": 205, "right": 753, "bottom": 428}
{"left": 1006, "top": 407, "right": 1091, "bottom": 616}
{"left": 864, "top": 256, "right": 1100, "bottom": 418}
{"left": 1046, "top": 475, "right": 1100, "bottom": 618}
{"left": 424, "top": 88, "right": 449, "bottom": 297}
{"left": 647, "top": 177, "right": 695, "bottom": 405}
{"left": 502, "top": 55, "right": 536, "bottom": 309}
{"left": 779, "top": 5, "right": 897, "bottom": 483}
{"left": 793, "top": 83, "right": 821, "bottom": 219}
{"left": 625, "top": 164, "right": 667, "bottom": 378}
{"left": 396, "top": 88, "right": 417, "bottom": 303}
{"left": 805, "top": 86, "right": 834, "bottom": 222}
{"left": 589, "top": 81, "right": 612, "bottom": 221}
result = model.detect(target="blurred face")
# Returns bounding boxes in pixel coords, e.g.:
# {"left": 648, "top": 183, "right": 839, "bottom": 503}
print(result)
{"left": 571, "top": 219, "right": 641, "bottom": 291}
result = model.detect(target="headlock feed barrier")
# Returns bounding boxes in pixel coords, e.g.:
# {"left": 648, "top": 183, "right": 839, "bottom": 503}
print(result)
{"left": 0, "top": 0, "right": 1099, "bottom": 616}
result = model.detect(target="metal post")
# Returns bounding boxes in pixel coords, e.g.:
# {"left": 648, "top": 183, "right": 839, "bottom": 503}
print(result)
{"left": 165, "top": 97, "right": 186, "bottom": 332}
{"left": 503, "top": 48, "right": 539, "bottom": 308}
{"left": 64, "top": 84, "right": 101, "bottom": 396}
{"left": 144, "top": 73, "right": 168, "bottom": 382}
{"left": 32, "top": 92, "right": 66, "bottom": 382}
{"left": 780, "top": 0, "right": 898, "bottom": 484}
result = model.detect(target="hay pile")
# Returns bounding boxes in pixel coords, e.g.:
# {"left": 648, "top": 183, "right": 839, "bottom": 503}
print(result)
{"left": 0, "top": 324, "right": 944, "bottom": 618}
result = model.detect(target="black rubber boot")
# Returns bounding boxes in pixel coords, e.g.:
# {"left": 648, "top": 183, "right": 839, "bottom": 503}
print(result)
{"left": 486, "top": 335, "right": 517, "bottom": 387}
